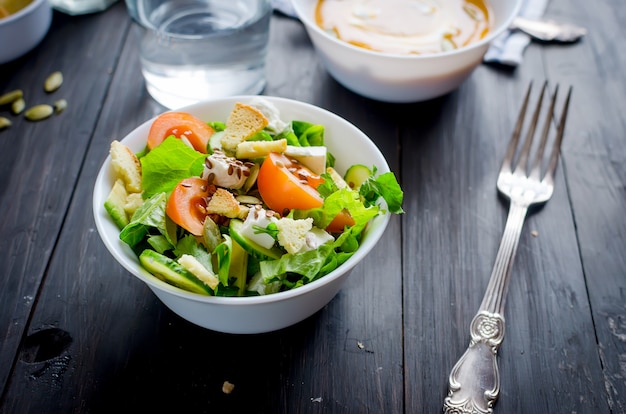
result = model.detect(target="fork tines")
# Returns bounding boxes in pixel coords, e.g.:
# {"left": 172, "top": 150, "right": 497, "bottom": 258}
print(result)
{"left": 502, "top": 81, "right": 573, "bottom": 184}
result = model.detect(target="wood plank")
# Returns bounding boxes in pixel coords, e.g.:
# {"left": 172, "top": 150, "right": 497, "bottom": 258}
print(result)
{"left": 544, "top": 0, "right": 626, "bottom": 411}
{"left": 402, "top": 43, "right": 608, "bottom": 411}
{"left": 1, "top": 0, "right": 621, "bottom": 411}
{"left": 3, "top": 13, "right": 405, "bottom": 413}
{"left": 0, "top": 3, "right": 129, "bottom": 397}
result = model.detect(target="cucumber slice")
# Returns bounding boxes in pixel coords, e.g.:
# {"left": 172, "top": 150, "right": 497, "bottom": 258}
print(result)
{"left": 207, "top": 130, "right": 224, "bottom": 154}
{"left": 104, "top": 179, "right": 129, "bottom": 229}
{"left": 229, "top": 240, "right": 248, "bottom": 296}
{"left": 229, "top": 219, "right": 283, "bottom": 260}
{"left": 344, "top": 164, "right": 372, "bottom": 190}
{"left": 139, "top": 250, "right": 213, "bottom": 295}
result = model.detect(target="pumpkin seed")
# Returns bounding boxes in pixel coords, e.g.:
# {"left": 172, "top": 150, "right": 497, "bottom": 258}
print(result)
{"left": 54, "top": 99, "right": 67, "bottom": 114}
{"left": 0, "top": 89, "right": 23, "bottom": 106}
{"left": 12, "top": 97, "right": 25, "bottom": 114}
{"left": 463, "top": 4, "right": 483, "bottom": 21}
{"left": 44, "top": 71, "right": 63, "bottom": 93}
{"left": 24, "top": 104, "right": 54, "bottom": 121}
{"left": 0, "top": 116, "right": 11, "bottom": 130}
{"left": 235, "top": 195, "right": 262, "bottom": 205}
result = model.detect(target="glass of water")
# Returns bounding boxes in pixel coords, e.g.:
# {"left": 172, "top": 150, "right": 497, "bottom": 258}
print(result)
{"left": 127, "top": 0, "right": 272, "bottom": 109}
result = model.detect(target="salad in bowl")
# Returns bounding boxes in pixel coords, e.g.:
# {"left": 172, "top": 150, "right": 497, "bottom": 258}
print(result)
{"left": 93, "top": 96, "right": 402, "bottom": 333}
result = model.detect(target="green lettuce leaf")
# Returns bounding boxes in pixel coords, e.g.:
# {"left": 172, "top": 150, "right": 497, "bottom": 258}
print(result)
{"left": 175, "top": 235, "right": 214, "bottom": 273}
{"left": 140, "top": 137, "right": 206, "bottom": 199}
{"left": 359, "top": 171, "right": 404, "bottom": 214}
{"left": 292, "top": 121, "right": 325, "bottom": 146}
{"left": 147, "top": 235, "right": 173, "bottom": 254}
{"left": 259, "top": 243, "right": 335, "bottom": 283}
{"left": 120, "top": 192, "right": 169, "bottom": 247}
{"left": 297, "top": 187, "right": 379, "bottom": 233}
{"left": 214, "top": 235, "right": 232, "bottom": 286}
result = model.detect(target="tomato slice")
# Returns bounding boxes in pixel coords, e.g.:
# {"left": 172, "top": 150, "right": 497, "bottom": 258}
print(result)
{"left": 326, "top": 210, "right": 355, "bottom": 233}
{"left": 166, "top": 178, "right": 215, "bottom": 236}
{"left": 147, "top": 112, "right": 215, "bottom": 153}
{"left": 257, "top": 152, "right": 355, "bottom": 232}
{"left": 257, "top": 152, "right": 324, "bottom": 213}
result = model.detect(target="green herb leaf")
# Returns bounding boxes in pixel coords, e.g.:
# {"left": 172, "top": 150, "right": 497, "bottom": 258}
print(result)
{"left": 253, "top": 222, "right": 279, "bottom": 239}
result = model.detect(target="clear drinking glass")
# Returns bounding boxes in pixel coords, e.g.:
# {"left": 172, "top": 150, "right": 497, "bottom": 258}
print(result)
{"left": 127, "top": 0, "right": 272, "bottom": 109}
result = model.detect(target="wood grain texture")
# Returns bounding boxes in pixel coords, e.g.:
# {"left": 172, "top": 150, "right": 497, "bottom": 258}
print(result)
{"left": 2, "top": 12, "right": 404, "bottom": 414}
{"left": 544, "top": 0, "right": 626, "bottom": 411}
{"left": 401, "top": 57, "right": 608, "bottom": 412}
{"left": 0, "top": 0, "right": 624, "bottom": 412}
{"left": 0, "top": 5, "right": 129, "bottom": 398}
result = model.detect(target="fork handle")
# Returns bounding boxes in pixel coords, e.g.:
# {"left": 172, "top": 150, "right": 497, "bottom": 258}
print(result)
{"left": 443, "top": 202, "right": 529, "bottom": 414}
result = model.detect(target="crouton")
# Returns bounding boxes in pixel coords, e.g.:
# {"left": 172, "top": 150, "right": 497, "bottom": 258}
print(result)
{"left": 275, "top": 217, "right": 314, "bottom": 255}
{"left": 110, "top": 140, "right": 142, "bottom": 193}
{"left": 221, "top": 103, "right": 269, "bottom": 152}
{"left": 206, "top": 188, "right": 242, "bottom": 218}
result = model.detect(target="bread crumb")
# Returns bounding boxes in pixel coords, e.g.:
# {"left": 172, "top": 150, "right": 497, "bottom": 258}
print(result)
{"left": 531, "top": 230, "right": 538, "bottom": 237}
{"left": 222, "top": 381, "right": 235, "bottom": 394}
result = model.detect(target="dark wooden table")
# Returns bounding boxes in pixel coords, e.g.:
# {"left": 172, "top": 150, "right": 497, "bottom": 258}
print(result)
{"left": 1, "top": 0, "right": 624, "bottom": 412}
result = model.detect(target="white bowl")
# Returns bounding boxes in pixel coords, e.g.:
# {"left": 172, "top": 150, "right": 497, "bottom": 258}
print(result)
{"left": 291, "top": 0, "right": 521, "bottom": 103}
{"left": 93, "top": 96, "right": 391, "bottom": 334}
{"left": 0, "top": 0, "right": 52, "bottom": 64}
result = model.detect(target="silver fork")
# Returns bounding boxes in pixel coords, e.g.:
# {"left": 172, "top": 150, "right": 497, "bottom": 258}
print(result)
{"left": 443, "top": 82, "right": 572, "bottom": 414}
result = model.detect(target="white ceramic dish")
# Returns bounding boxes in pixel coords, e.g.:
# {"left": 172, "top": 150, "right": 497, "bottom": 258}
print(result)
{"left": 93, "top": 96, "right": 391, "bottom": 334}
{"left": 0, "top": 0, "right": 52, "bottom": 64}
{"left": 291, "top": 0, "right": 522, "bottom": 103}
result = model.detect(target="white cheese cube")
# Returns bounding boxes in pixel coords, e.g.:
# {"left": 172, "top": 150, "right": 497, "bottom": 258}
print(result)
{"left": 303, "top": 227, "right": 334, "bottom": 251}
{"left": 241, "top": 208, "right": 277, "bottom": 249}
{"left": 284, "top": 145, "right": 327, "bottom": 175}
